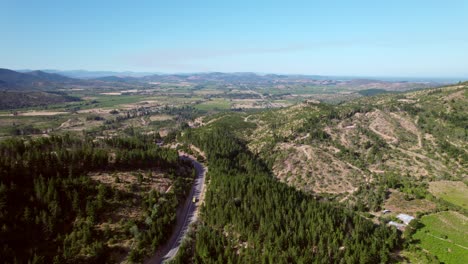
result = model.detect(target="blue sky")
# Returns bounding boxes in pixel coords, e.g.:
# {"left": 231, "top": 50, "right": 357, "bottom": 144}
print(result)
{"left": 1, "top": 0, "right": 467, "bottom": 77}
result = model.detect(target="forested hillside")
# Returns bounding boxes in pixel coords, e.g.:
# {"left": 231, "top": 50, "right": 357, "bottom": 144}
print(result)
{"left": 0, "top": 134, "right": 194, "bottom": 263}
{"left": 172, "top": 83, "right": 467, "bottom": 263}
{"left": 199, "top": 84, "right": 467, "bottom": 208}
{"left": 172, "top": 127, "right": 399, "bottom": 263}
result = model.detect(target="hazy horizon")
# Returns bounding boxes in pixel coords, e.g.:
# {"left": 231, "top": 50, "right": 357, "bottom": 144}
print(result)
{"left": 8, "top": 68, "right": 466, "bottom": 83}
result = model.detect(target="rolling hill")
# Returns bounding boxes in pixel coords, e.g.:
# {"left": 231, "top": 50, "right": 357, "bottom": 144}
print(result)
{"left": 180, "top": 82, "right": 467, "bottom": 262}
{"left": 25, "top": 70, "right": 76, "bottom": 82}
{"left": 0, "top": 68, "right": 77, "bottom": 90}
{"left": 0, "top": 68, "right": 46, "bottom": 89}
{"left": 0, "top": 69, "right": 82, "bottom": 108}
{"left": 2, "top": 68, "right": 442, "bottom": 94}
{"left": 199, "top": 83, "right": 467, "bottom": 202}
{"left": 0, "top": 90, "right": 80, "bottom": 110}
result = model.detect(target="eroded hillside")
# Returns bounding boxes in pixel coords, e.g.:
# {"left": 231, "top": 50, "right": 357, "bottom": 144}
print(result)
{"left": 201, "top": 84, "right": 467, "bottom": 199}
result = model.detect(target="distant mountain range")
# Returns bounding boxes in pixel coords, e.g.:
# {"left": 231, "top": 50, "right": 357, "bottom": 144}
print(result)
{"left": 17, "top": 69, "right": 161, "bottom": 79}
{"left": 0, "top": 67, "right": 462, "bottom": 110}
{"left": 1, "top": 68, "right": 458, "bottom": 92}
{"left": 25, "top": 70, "right": 76, "bottom": 82}
{"left": 14, "top": 69, "right": 464, "bottom": 82}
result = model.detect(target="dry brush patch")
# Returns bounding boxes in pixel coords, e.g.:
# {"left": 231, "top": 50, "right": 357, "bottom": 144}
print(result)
{"left": 383, "top": 190, "right": 436, "bottom": 215}
{"left": 272, "top": 143, "right": 364, "bottom": 194}
{"left": 366, "top": 110, "right": 399, "bottom": 145}
{"left": 90, "top": 170, "right": 172, "bottom": 193}
{"left": 89, "top": 169, "right": 174, "bottom": 262}
{"left": 149, "top": 114, "right": 173, "bottom": 121}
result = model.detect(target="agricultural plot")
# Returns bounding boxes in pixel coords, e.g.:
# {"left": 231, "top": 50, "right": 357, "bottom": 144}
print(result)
{"left": 86, "top": 95, "right": 148, "bottom": 109}
{"left": 0, "top": 115, "right": 71, "bottom": 136}
{"left": 413, "top": 211, "right": 468, "bottom": 264}
{"left": 194, "top": 98, "right": 231, "bottom": 111}
{"left": 429, "top": 181, "right": 468, "bottom": 210}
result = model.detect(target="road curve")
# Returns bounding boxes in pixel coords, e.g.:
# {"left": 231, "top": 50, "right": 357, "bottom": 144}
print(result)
{"left": 145, "top": 154, "right": 206, "bottom": 264}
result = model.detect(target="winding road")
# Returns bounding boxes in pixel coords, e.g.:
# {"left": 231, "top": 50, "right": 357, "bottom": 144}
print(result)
{"left": 145, "top": 154, "right": 207, "bottom": 264}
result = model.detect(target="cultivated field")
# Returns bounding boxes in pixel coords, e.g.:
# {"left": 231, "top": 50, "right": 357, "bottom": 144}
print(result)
{"left": 412, "top": 211, "right": 468, "bottom": 264}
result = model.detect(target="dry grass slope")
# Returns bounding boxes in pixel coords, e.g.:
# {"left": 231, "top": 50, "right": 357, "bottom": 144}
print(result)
{"left": 240, "top": 84, "right": 467, "bottom": 195}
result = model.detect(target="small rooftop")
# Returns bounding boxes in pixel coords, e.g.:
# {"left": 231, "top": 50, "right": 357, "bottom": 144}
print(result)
{"left": 388, "top": 221, "right": 406, "bottom": 230}
{"left": 397, "top": 213, "right": 415, "bottom": 225}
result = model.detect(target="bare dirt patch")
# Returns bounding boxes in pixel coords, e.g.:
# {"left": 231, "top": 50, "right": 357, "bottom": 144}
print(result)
{"left": 78, "top": 108, "right": 114, "bottom": 114}
{"left": 100, "top": 92, "right": 122, "bottom": 95}
{"left": 397, "top": 99, "right": 417, "bottom": 103}
{"left": 443, "top": 89, "right": 465, "bottom": 101}
{"left": 367, "top": 110, "right": 399, "bottom": 144}
{"left": 58, "top": 118, "right": 83, "bottom": 129}
{"left": 116, "top": 100, "right": 160, "bottom": 110}
{"left": 149, "top": 114, "right": 173, "bottom": 121}
{"left": 0, "top": 111, "right": 69, "bottom": 117}
{"left": 159, "top": 129, "right": 169, "bottom": 137}
{"left": 272, "top": 143, "right": 364, "bottom": 194}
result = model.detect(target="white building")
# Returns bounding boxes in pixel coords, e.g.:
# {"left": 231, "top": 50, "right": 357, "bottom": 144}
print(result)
{"left": 397, "top": 214, "right": 415, "bottom": 225}
{"left": 388, "top": 221, "right": 406, "bottom": 230}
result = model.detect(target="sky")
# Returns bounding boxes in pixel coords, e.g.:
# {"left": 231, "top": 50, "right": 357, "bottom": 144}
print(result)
{"left": 1, "top": 0, "right": 467, "bottom": 77}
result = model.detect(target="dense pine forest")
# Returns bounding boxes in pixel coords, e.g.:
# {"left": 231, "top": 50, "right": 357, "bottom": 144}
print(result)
{"left": 0, "top": 134, "right": 194, "bottom": 263}
{"left": 173, "top": 126, "right": 399, "bottom": 263}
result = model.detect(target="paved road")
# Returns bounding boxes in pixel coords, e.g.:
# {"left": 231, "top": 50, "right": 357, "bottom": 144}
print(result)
{"left": 145, "top": 154, "right": 206, "bottom": 264}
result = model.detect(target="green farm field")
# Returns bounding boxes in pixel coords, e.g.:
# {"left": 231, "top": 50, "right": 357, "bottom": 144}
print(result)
{"left": 194, "top": 98, "right": 231, "bottom": 111}
{"left": 413, "top": 211, "right": 468, "bottom": 264}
